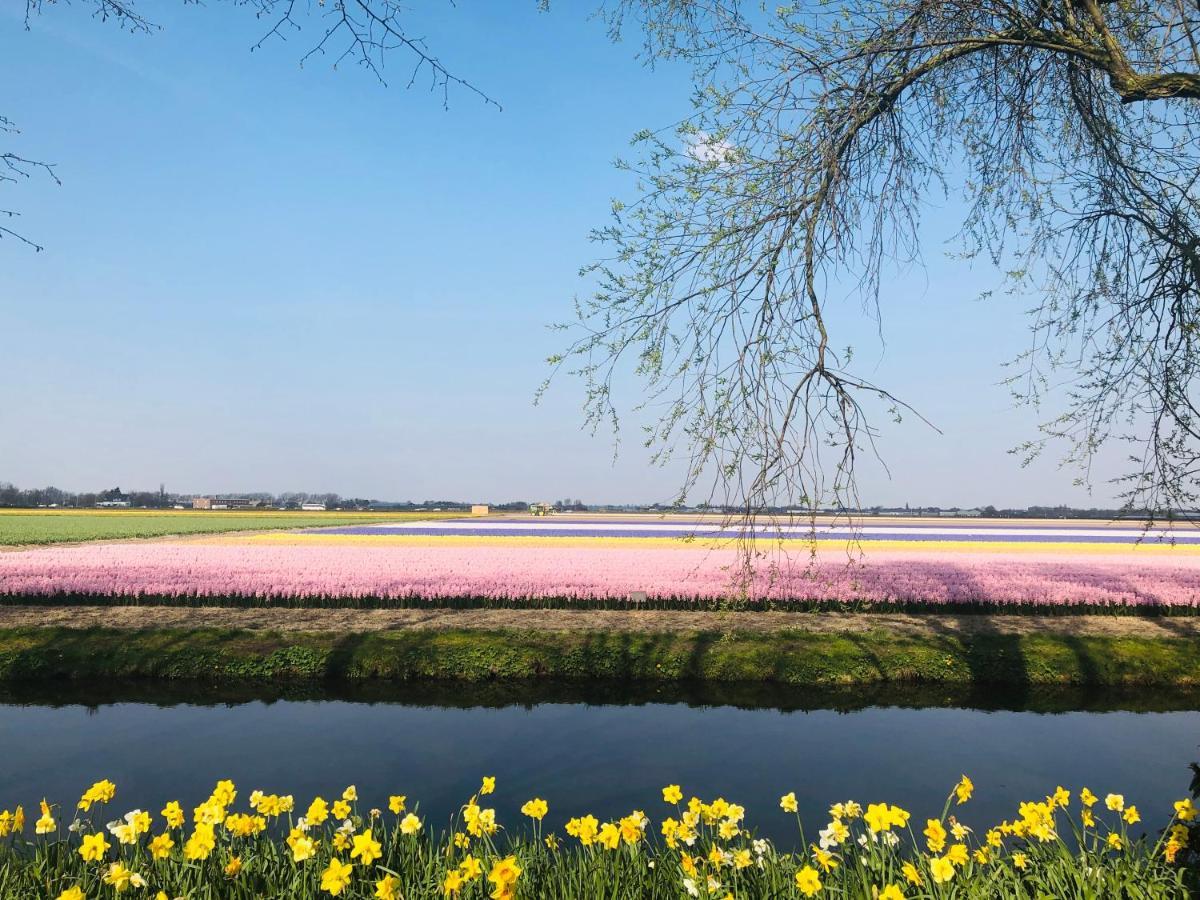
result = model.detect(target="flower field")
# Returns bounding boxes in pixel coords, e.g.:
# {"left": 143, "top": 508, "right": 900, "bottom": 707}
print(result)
{"left": 2, "top": 514, "right": 1200, "bottom": 609}
{"left": 0, "top": 774, "right": 1195, "bottom": 898}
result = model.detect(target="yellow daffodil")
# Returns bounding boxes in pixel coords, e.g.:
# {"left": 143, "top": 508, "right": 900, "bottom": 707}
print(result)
{"left": 288, "top": 828, "right": 317, "bottom": 863}
{"left": 521, "top": 798, "right": 548, "bottom": 820}
{"left": 388, "top": 795, "right": 407, "bottom": 815}
{"left": 780, "top": 792, "right": 798, "bottom": 813}
{"left": 149, "top": 833, "right": 174, "bottom": 860}
{"left": 183, "top": 824, "right": 216, "bottom": 861}
{"left": 400, "top": 813, "right": 422, "bottom": 836}
{"left": 351, "top": 828, "right": 382, "bottom": 865}
{"left": 375, "top": 875, "right": 400, "bottom": 900}
{"left": 811, "top": 845, "right": 837, "bottom": 872}
{"left": 924, "top": 818, "right": 947, "bottom": 853}
{"left": 954, "top": 776, "right": 974, "bottom": 805}
{"left": 794, "top": 865, "right": 821, "bottom": 897}
{"left": 460, "top": 855, "right": 483, "bottom": 880}
{"left": 79, "top": 832, "right": 109, "bottom": 862}
{"left": 307, "top": 797, "right": 330, "bottom": 826}
{"left": 162, "top": 801, "right": 184, "bottom": 829}
{"left": 1105, "top": 794, "right": 1124, "bottom": 812}
{"left": 320, "top": 858, "right": 354, "bottom": 896}
{"left": 662, "top": 784, "right": 683, "bottom": 804}
{"left": 78, "top": 780, "right": 116, "bottom": 812}
{"left": 879, "top": 885, "right": 905, "bottom": 900}
{"left": 480, "top": 777, "right": 496, "bottom": 796}
{"left": 930, "top": 855, "right": 956, "bottom": 884}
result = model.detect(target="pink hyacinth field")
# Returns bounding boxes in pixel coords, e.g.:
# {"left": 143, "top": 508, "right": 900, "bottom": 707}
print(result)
{"left": 3, "top": 515, "right": 1200, "bottom": 610}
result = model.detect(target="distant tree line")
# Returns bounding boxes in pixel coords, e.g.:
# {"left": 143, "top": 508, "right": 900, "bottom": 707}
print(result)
{"left": 0, "top": 483, "right": 530, "bottom": 512}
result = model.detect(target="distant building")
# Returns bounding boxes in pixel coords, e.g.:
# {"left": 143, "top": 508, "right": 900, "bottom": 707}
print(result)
{"left": 530, "top": 502, "right": 554, "bottom": 516}
{"left": 95, "top": 500, "right": 131, "bottom": 508}
{"left": 470, "top": 504, "right": 490, "bottom": 516}
{"left": 193, "top": 497, "right": 257, "bottom": 510}
{"left": 301, "top": 502, "right": 327, "bottom": 511}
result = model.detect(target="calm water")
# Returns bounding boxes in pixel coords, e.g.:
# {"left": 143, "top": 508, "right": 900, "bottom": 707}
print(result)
{"left": 1, "top": 681, "right": 1197, "bottom": 844}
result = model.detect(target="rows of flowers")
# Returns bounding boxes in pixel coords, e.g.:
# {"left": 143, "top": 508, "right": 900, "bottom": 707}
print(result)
{"left": 2, "top": 543, "right": 1200, "bottom": 608}
{"left": 0, "top": 775, "right": 1196, "bottom": 898}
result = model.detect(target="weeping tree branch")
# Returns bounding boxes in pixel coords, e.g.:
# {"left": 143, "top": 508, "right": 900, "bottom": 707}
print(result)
{"left": 549, "top": 0, "right": 1200, "bottom": 540}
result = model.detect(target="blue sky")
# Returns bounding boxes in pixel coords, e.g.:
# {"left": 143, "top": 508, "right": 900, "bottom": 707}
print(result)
{"left": 0, "top": 2, "right": 1126, "bottom": 506}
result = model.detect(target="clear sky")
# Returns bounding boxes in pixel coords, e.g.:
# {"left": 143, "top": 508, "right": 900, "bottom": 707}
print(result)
{"left": 0, "top": 2, "right": 1128, "bottom": 507}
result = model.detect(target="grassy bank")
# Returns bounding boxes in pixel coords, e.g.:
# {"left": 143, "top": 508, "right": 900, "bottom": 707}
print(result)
{"left": 3, "top": 625, "right": 1200, "bottom": 686}
{"left": 0, "top": 509, "right": 451, "bottom": 546}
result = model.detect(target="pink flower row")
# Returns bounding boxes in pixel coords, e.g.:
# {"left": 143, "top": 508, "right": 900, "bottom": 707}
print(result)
{"left": 2, "top": 542, "right": 1200, "bottom": 607}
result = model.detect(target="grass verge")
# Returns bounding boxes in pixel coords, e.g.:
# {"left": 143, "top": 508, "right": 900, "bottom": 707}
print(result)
{"left": 2, "top": 626, "right": 1200, "bottom": 686}
{"left": 0, "top": 510, "right": 454, "bottom": 546}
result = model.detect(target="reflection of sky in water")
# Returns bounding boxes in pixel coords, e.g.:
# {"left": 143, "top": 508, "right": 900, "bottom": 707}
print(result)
{"left": 1, "top": 697, "right": 1197, "bottom": 844}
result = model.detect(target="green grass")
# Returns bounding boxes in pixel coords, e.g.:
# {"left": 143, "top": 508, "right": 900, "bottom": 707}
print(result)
{"left": 0, "top": 510, "right": 449, "bottom": 546}
{"left": 2, "top": 626, "right": 1199, "bottom": 687}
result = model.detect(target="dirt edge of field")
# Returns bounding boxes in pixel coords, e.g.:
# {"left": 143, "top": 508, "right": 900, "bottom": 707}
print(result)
{"left": 2, "top": 605, "right": 1198, "bottom": 639}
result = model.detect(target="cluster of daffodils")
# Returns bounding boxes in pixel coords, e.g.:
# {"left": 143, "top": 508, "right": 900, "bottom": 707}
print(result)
{"left": 0, "top": 775, "right": 1195, "bottom": 899}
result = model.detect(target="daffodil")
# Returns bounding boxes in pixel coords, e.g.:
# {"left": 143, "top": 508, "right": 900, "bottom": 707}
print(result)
{"left": 794, "top": 865, "right": 821, "bottom": 897}
{"left": 662, "top": 785, "right": 683, "bottom": 804}
{"left": 460, "top": 855, "right": 483, "bottom": 880}
{"left": 521, "top": 798, "right": 548, "bottom": 820}
{"left": 924, "top": 818, "right": 947, "bottom": 852}
{"left": 79, "top": 832, "right": 109, "bottom": 862}
{"left": 162, "top": 801, "right": 184, "bottom": 829}
{"left": 400, "top": 813, "right": 422, "bottom": 836}
{"left": 149, "top": 832, "right": 174, "bottom": 859}
{"left": 320, "top": 858, "right": 354, "bottom": 896}
{"left": 954, "top": 775, "right": 974, "bottom": 805}
{"left": 442, "top": 870, "right": 464, "bottom": 896}
{"left": 343, "top": 828, "right": 379, "bottom": 865}
{"left": 930, "top": 855, "right": 956, "bottom": 884}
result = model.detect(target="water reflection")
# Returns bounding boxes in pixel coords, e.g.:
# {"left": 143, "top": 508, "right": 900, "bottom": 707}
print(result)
{"left": 0, "top": 680, "right": 1196, "bottom": 846}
